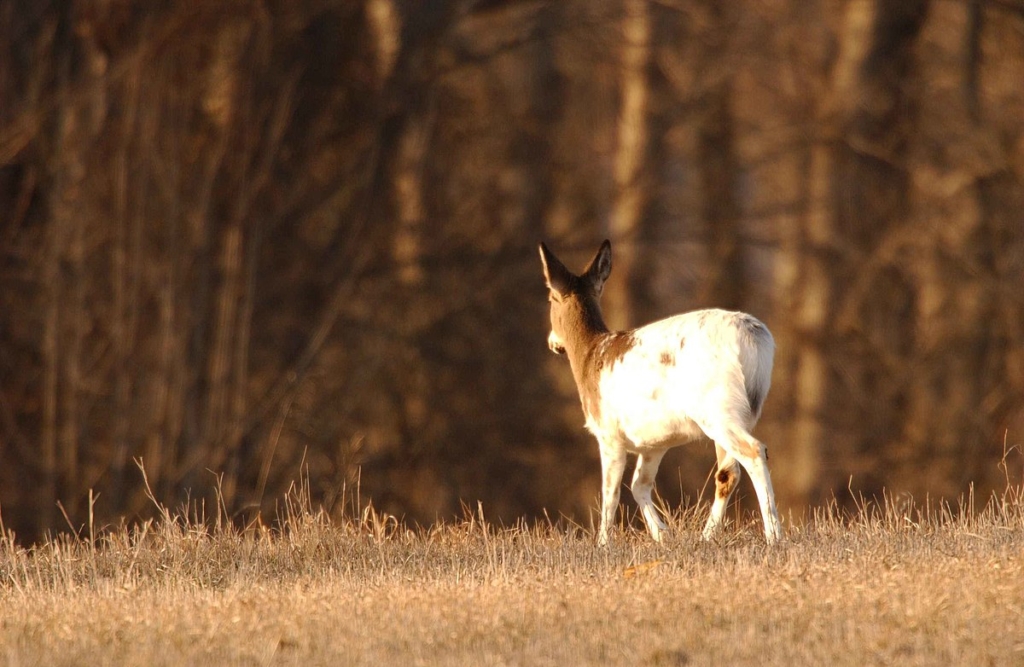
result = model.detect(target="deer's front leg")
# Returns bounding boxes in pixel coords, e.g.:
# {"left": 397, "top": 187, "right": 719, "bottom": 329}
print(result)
{"left": 597, "top": 440, "right": 627, "bottom": 546}
{"left": 632, "top": 449, "right": 668, "bottom": 542}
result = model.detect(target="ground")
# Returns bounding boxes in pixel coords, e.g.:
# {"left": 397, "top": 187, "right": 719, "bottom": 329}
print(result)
{"left": 1, "top": 491, "right": 1022, "bottom": 666}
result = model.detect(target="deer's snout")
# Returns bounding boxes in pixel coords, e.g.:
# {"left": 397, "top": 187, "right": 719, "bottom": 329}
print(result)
{"left": 547, "top": 331, "right": 566, "bottom": 355}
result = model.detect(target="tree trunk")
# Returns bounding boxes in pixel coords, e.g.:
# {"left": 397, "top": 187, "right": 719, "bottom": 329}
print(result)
{"left": 607, "top": 0, "right": 650, "bottom": 331}
{"left": 784, "top": 0, "right": 878, "bottom": 502}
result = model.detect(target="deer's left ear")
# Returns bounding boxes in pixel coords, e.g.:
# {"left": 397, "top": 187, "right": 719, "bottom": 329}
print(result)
{"left": 584, "top": 240, "right": 612, "bottom": 293}
{"left": 539, "top": 242, "right": 572, "bottom": 296}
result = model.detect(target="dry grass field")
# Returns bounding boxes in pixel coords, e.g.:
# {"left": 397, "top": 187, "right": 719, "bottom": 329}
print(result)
{"left": 2, "top": 475, "right": 1023, "bottom": 667}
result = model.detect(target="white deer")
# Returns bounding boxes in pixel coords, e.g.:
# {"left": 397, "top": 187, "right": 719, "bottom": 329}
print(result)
{"left": 539, "top": 240, "right": 782, "bottom": 545}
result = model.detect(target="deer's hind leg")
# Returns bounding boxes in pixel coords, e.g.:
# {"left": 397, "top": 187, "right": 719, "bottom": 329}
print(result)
{"left": 702, "top": 444, "right": 741, "bottom": 540}
{"left": 699, "top": 420, "right": 782, "bottom": 544}
{"left": 720, "top": 427, "right": 782, "bottom": 544}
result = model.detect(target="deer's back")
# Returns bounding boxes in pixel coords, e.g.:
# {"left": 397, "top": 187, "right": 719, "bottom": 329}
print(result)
{"left": 584, "top": 309, "right": 774, "bottom": 450}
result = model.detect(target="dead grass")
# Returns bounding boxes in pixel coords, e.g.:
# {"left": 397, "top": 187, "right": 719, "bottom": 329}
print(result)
{"left": 2, "top": 481, "right": 1024, "bottom": 666}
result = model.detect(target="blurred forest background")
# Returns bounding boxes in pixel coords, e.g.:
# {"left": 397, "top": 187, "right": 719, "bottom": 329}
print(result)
{"left": 1, "top": 0, "right": 1023, "bottom": 543}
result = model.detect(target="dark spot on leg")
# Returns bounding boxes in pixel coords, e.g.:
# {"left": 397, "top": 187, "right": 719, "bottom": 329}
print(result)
{"left": 679, "top": 337, "right": 686, "bottom": 349}
{"left": 715, "top": 472, "right": 730, "bottom": 499}
{"left": 715, "top": 465, "right": 739, "bottom": 500}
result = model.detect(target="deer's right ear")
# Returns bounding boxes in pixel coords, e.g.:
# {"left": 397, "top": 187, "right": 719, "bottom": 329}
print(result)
{"left": 583, "top": 239, "right": 612, "bottom": 293}
{"left": 539, "top": 242, "right": 571, "bottom": 296}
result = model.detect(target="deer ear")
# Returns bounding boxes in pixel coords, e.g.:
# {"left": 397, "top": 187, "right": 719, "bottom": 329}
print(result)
{"left": 584, "top": 240, "right": 612, "bottom": 292}
{"left": 539, "top": 242, "right": 572, "bottom": 295}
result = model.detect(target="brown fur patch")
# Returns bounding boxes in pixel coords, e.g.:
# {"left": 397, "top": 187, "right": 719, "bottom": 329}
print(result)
{"left": 715, "top": 465, "right": 739, "bottom": 499}
{"left": 735, "top": 436, "right": 762, "bottom": 460}
{"left": 659, "top": 352, "right": 673, "bottom": 366}
{"left": 579, "top": 354, "right": 601, "bottom": 423}
{"left": 604, "top": 331, "right": 637, "bottom": 366}
{"left": 577, "top": 332, "right": 636, "bottom": 424}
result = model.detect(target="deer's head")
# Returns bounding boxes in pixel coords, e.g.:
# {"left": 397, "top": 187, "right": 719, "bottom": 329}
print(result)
{"left": 538, "top": 240, "right": 613, "bottom": 356}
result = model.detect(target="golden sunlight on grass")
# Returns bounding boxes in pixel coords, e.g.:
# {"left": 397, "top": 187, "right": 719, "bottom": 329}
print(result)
{"left": 1, "top": 481, "right": 1023, "bottom": 666}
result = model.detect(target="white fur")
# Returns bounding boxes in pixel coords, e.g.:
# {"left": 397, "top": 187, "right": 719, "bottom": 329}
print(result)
{"left": 592, "top": 309, "right": 780, "bottom": 544}
{"left": 540, "top": 241, "right": 782, "bottom": 545}
{"left": 592, "top": 311, "right": 764, "bottom": 446}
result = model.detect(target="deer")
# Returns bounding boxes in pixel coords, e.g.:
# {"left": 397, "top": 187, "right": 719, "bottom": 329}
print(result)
{"left": 538, "top": 240, "right": 782, "bottom": 546}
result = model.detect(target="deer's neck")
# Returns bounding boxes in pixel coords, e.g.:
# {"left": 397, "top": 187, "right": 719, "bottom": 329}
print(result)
{"left": 562, "top": 301, "right": 641, "bottom": 425}
{"left": 562, "top": 300, "right": 613, "bottom": 391}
